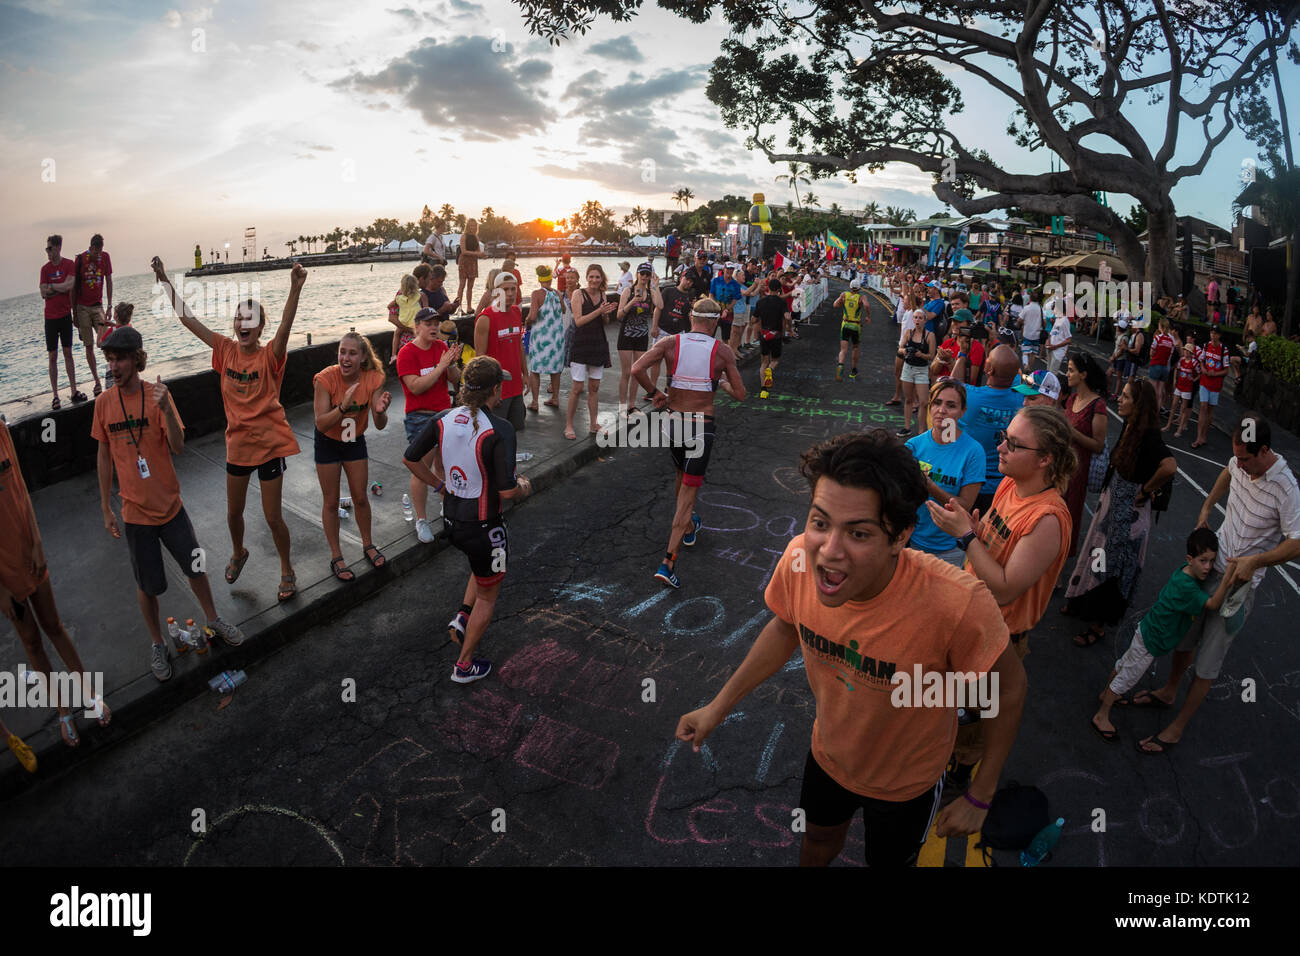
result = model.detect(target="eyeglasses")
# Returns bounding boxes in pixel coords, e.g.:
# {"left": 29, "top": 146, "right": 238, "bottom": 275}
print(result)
{"left": 996, "top": 429, "right": 1041, "bottom": 453}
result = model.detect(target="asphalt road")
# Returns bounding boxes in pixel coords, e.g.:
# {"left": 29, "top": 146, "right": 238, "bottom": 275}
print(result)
{"left": 2, "top": 288, "right": 1297, "bottom": 866}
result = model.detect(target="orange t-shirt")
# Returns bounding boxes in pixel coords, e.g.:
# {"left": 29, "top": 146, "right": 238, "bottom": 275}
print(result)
{"left": 91, "top": 382, "right": 185, "bottom": 526}
{"left": 970, "top": 477, "right": 1072, "bottom": 634}
{"left": 211, "top": 334, "right": 300, "bottom": 466}
{"left": 313, "top": 366, "right": 386, "bottom": 441}
{"left": 0, "top": 422, "right": 47, "bottom": 601}
{"left": 765, "top": 536, "right": 1009, "bottom": 801}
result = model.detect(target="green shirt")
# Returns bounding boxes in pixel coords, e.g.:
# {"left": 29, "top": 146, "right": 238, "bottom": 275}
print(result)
{"left": 1139, "top": 564, "right": 1211, "bottom": 656}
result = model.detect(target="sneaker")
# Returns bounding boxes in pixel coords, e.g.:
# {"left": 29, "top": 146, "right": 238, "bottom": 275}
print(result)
{"left": 850, "top": 368, "right": 858, "bottom": 379}
{"left": 448, "top": 610, "right": 469, "bottom": 644}
{"left": 451, "top": 658, "right": 492, "bottom": 684}
{"left": 896, "top": 426, "right": 912, "bottom": 438}
{"left": 654, "top": 561, "right": 681, "bottom": 589}
{"left": 416, "top": 517, "right": 436, "bottom": 544}
{"left": 150, "top": 642, "right": 173, "bottom": 682}
{"left": 682, "top": 513, "right": 702, "bottom": 547}
{"left": 207, "top": 616, "right": 245, "bottom": 647}
{"left": 836, "top": 364, "right": 843, "bottom": 382}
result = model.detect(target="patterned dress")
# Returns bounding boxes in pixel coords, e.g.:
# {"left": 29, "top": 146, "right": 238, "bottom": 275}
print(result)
{"left": 528, "top": 287, "right": 567, "bottom": 375}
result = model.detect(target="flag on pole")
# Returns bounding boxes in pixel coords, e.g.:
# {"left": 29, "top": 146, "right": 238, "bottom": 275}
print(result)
{"left": 773, "top": 252, "right": 787, "bottom": 271}
{"left": 826, "top": 230, "right": 847, "bottom": 255}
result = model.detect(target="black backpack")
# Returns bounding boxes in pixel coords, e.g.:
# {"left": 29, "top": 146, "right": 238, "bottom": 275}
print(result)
{"left": 975, "top": 781, "right": 1050, "bottom": 864}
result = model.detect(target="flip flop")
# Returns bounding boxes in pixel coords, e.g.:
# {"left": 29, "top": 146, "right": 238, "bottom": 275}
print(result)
{"left": 51, "top": 396, "right": 61, "bottom": 410}
{"left": 564, "top": 427, "right": 577, "bottom": 440}
{"left": 93, "top": 383, "right": 103, "bottom": 397}
{"left": 543, "top": 400, "right": 559, "bottom": 408}
{"left": 1072, "top": 627, "right": 1104, "bottom": 647}
{"left": 363, "top": 544, "right": 386, "bottom": 568}
{"left": 59, "top": 713, "right": 80, "bottom": 748}
{"left": 277, "top": 572, "right": 297, "bottom": 602}
{"left": 224, "top": 548, "right": 250, "bottom": 584}
{"left": 330, "top": 556, "right": 355, "bottom": 582}
{"left": 1090, "top": 717, "right": 1119, "bottom": 742}
{"left": 884, "top": 398, "right": 902, "bottom": 406}
{"left": 1137, "top": 735, "right": 1179, "bottom": 755}
{"left": 85, "top": 695, "right": 112, "bottom": 727}
{"left": 1118, "top": 689, "right": 1171, "bottom": 709}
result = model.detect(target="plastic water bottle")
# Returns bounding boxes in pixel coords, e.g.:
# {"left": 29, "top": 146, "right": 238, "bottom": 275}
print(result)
{"left": 401, "top": 493, "right": 414, "bottom": 521}
{"left": 185, "top": 618, "right": 209, "bottom": 655}
{"left": 369, "top": 480, "right": 383, "bottom": 497}
{"left": 338, "top": 507, "right": 349, "bottom": 519}
{"left": 166, "top": 617, "right": 190, "bottom": 654}
{"left": 207, "top": 670, "right": 247, "bottom": 693}
{"left": 339, "top": 496, "right": 353, "bottom": 508}
{"left": 1020, "top": 817, "right": 1065, "bottom": 867}
{"left": 516, "top": 451, "right": 534, "bottom": 462}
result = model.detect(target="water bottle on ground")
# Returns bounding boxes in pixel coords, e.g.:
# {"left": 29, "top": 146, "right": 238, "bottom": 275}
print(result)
{"left": 166, "top": 617, "right": 191, "bottom": 654}
{"left": 402, "top": 493, "right": 414, "bottom": 521}
{"left": 339, "top": 496, "right": 353, "bottom": 508}
{"left": 338, "top": 507, "right": 349, "bottom": 519}
{"left": 1020, "top": 817, "right": 1065, "bottom": 867}
{"left": 516, "top": 451, "right": 534, "bottom": 462}
{"left": 208, "top": 670, "right": 247, "bottom": 693}
{"left": 370, "top": 480, "right": 383, "bottom": 497}
{"left": 185, "top": 618, "right": 209, "bottom": 655}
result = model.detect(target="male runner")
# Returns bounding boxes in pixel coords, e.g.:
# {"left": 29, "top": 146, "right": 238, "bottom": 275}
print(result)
{"left": 631, "top": 300, "right": 746, "bottom": 588}
{"left": 831, "top": 279, "right": 869, "bottom": 382}
{"left": 752, "top": 278, "right": 789, "bottom": 398}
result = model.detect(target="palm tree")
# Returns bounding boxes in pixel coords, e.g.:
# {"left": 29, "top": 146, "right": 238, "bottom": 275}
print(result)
{"left": 439, "top": 203, "right": 455, "bottom": 223}
{"left": 804, "top": 193, "right": 820, "bottom": 210}
{"left": 630, "top": 205, "right": 646, "bottom": 230}
{"left": 622, "top": 214, "right": 636, "bottom": 228}
{"left": 829, "top": 202, "right": 841, "bottom": 218}
{"left": 1236, "top": 164, "right": 1300, "bottom": 334}
{"left": 863, "top": 200, "right": 882, "bottom": 223}
{"left": 776, "top": 162, "right": 812, "bottom": 211}
{"left": 481, "top": 206, "right": 495, "bottom": 222}
{"left": 671, "top": 187, "right": 695, "bottom": 213}
{"left": 285, "top": 239, "right": 296, "bottom": 255}
{"left": 454, "top": 213, "right": 467, "bottom": 231}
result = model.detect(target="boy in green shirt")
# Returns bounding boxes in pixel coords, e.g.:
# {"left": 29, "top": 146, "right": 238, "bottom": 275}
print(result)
{"left": 1091, "top": 528, "right": 1236, "bottom": 743}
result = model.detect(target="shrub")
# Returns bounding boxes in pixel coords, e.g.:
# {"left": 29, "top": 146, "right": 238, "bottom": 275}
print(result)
{"left": 1258, "top": 335, "right": 1300, "bottom": 386}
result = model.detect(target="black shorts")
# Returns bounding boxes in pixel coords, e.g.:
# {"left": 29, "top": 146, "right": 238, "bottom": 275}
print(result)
{"left": 665, "top": 411, "right": 715, "bottom": 488}
{"left": 798, "top": 750, "right": 942, "bottom": 867}
{"left": 841, "top": 324, "right": 860, "bottom": 345}
{"left": 617, "top": 332, "right": 650, "bottom": 353}
{"left": 760, "top": 333, "right": 783, "bottom": 358}
{"left": 124, "top": 507, "right": 204, "bottom": 597}
{"left": 444, "top": 514, "right": 508, "bottom": 587}
{"left": 497, "top": 394, "right": 526, "bottom": 432}
{"left": 45, "top": 315, "right": 73, "bottom": 352}
{"left": 314, "top": 429, "right": 368, "bottom": 465}
{"left": 225, "top": 456, "right": 287, "bottom": 480}
{"left": 718, "top": 320, "right": 732, "bottom": 341}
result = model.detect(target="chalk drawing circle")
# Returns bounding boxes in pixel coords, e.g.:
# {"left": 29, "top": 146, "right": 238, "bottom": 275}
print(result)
{"left": 771, "top": 466, "right": 805, "bottom": 496}
{"left": 1138, "top": 794, "right": 1186, "bottom": 846}
{"left": 1264, "top": 777, "right": 1300, "bottom": 819}
{"left": 664, "top": 597, "right": 726, "bottom": 636}
{"left": 184, "top": 804, "right": 345, "bottom": 866}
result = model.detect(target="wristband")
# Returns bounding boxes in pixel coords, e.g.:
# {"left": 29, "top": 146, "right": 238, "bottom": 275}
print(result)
{"left": 962, "top": 791, "right": 990, "bottom": 811}
{"left": 956, "top": 530, "right": 977, "bottom": 551}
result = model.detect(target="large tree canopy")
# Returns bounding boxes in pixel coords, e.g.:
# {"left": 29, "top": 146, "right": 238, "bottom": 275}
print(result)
{"left": 517, "top": 0, "right": 1297, "bottom": 301}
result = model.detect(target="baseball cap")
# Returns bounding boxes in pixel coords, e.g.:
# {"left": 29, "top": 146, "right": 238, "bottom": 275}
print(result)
{"left": 1014, "top": 369, "right": 1062, "bottom": 401}
{"left": 102, "top": 326, "right": 143, "bottom": 351}
{"left": 414, "top": 307, "right": 439, "bottom": 324}
{"left": 493, "top": 271, "right": 517, "bottom": 288}
{"left": 849, "top": 278, "right": 861, "bottom": 289}
{"left": 636, "top": 262, "right": 653, "bottom": 274}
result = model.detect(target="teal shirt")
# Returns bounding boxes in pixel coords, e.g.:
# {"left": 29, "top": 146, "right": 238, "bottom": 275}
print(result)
{"left": 1139, "top": 564, "right": 1211, "bottom": 656}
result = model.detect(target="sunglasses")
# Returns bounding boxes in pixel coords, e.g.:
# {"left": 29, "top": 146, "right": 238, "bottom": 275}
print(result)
{"left": 995, "top": 429, "right": 1042, "bottom": 453}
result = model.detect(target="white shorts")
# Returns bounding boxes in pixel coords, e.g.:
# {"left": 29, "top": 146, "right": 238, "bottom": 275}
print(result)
{"left": 1109, "top": 627, "right": 1155, "bottom": 697}
{"left": 1174, "top": 388, "right": 1191, "bottom": 401}
{"left": 901, "top": 363, "right": 930, "bottom": 385}
{"left": 570, "top": 362, "right": 604, "bottom": 383}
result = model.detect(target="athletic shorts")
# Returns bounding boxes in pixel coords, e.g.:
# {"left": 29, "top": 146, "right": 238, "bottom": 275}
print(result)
{"left": 226, "top": 456, "right": 287, "bottom": 480}
{"left": 718, "top": 319, "right": 733, "bottom": 341}
{"left": 74, "top": 303, "right": 103, "bottom": 346}
{"left": 1176, "top": 568, "right": 1255, "bottom": 679}
{"left": 1146, "top": 364, "right": 1169, "bottom": 382}
{"left": 798, "top": 750, "right": 942, "bottom": 867}
{"left": 664, "top": 410, "right": 715, "bottom": 487}
{"left": 760, "top": 335, "right": 783, "bottom": 358}
{"left": 404, "top": 410, "right": 438, "bottom": 445}
{"left": 1198, "top": 385, "right": 1220, "bottom": 406}
{"left": 1174, "top": 388, "right": 1192, "bottom": 401}
{"left": 1118, "top": 359, "right": 1137, "bottom": 380}
{"left": 841, "top": 324, "right": 860, "bottom": 345}
{"left": 314, "top": 428, "right": 368, "bottom": 465}
{"left": 124, "top": 507, "right": 204, "bottom": 597}
{"left": 616, "top": 332, "right": 650, "bottom": 353}
{"left": 44, "top": 315, "right": 73, "bottom": 352}
{"left": 1110, "top": 626, "right": 1156, "bottom": 697}
{"left": 570, "top": 362, "right": 604, "bottom": 382}
{"left": 444, "top": 513, "right": 508, "bottom": 587}
{"left": 901, "top": 362, "right": 929, "bottom": 385}
{"left": 497, "top": 393, "right": 526, "bottom": 432}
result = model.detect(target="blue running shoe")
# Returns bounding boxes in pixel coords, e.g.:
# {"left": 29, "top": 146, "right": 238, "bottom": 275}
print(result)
{"left": 682, "top": 513, "right": 702, "bottom": 547}
{"left": 451, "top": 658, "right": 492, "bottom": 684}
{"left": 654, "top": 562, "right": 681, "bottom": 588}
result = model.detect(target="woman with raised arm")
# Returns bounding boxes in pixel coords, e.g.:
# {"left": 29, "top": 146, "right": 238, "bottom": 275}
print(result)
{"left": 565, "top": 264, "right": 617, "bottom": 440}
{"left": 152, "top": 257, "right": 304, "bottom": 602}
{"left": 615, "top": 263, "right": 662, "bottom": 416}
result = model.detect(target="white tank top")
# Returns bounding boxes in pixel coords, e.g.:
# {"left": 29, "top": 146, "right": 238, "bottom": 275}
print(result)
{"left": 670, "top": 332, "right": 719, "bottom": 392}
{"left": 441, "top": 406, "right": 494, "bottom": 504}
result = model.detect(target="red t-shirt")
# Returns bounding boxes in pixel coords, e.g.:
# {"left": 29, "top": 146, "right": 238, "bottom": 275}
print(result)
{"left": 396, "top": 340, "right": 452, "bottom": 414}
{"left": 76, "top": 251, "right": 112, "bottom": 306}
{"left": 1197, "top": 341, "right": 1227, "bottom": 393}
{"left": 1174, "top": 356, "right": 1198, "bottom": 393}
{"left": 942, "top": 337, "right": 984, "bottom": 374}
{"left": 40, "top": 258, "right": 76, "bottom": 319}
{"left": 483, "top": 306, "right": 524, "bottom": 399}
{"left": 1149, "top": 331, "right": 1175, "bottom": 367}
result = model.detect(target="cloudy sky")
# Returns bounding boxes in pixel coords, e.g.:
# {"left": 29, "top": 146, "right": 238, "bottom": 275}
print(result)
{"left": 0, "top": 0, "right": 1292, "bottom": 299}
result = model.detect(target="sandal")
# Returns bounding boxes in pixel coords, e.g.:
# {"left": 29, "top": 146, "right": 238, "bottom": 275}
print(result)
{"left": 51, "top": 396, "right": 61, "bottom": 410}
{"left": 1072, "top": 626, "right": 1104, "bottom": 647}
{"left": 1117, "top": 689, "right": 1171, "bottom": 709}
{"left": 70, "top": 390, "right": 88, "bottom": 404}
{"left": 884, "top": 398, "right": 902, "bottom": 406}
{"left": 92, "top": 383, "right": 103, "bottom": 397}
{"left": 277, "top": 572, "right": 297, "bottom": 602}
{"left": 564, "top": 427, "right": 577, "bottom": 440}
{"left": 225, "top": 548, "right": 250, "bottom": 584}
{"left": 1136, "top": 735, "right": 1179, "bottom": 755}
{"left": 543, "top": 399, "right": 559, "bottom": 408}
{"left": 1090, "top": 717, "right": 1119, "bottom": 743}
{"left": 528, "top": 403, "right": 539, "bottom": 413}
{"left": 330, "top": 556, "right": 355, "bottom": 582}
{"left": 85, "top": 695, "right": 112, "bottom": 727}
{"left": 59, "top": 713, "right": 80, "bottom": 748}
{"left": 363, "top": 544, "right": 386, "bottom": 568}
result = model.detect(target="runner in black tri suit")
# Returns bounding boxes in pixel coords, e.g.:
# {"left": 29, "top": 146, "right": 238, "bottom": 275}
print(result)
{"left": 404, "top": 356, "right": 533, "bottom": 683}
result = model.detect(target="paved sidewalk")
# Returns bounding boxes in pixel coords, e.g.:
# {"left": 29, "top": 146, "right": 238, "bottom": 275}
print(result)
{"left": 0, "top": 303, "right": 810, "bottom": 797}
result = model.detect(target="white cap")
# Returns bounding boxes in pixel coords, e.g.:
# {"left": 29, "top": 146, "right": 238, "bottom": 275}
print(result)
{"left": 849, "top": 279, "right": 861, "bottom": 289}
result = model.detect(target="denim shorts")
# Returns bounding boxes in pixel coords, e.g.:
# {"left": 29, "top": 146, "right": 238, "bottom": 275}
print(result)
{"left": 405, "top": 410, "right": 438, "bottom": 444}
{"left": 1198, "top": 385, "right": 1220, "bottom": 406}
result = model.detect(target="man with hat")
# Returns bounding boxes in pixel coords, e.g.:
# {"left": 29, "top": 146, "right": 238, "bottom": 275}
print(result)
{"left": 616, "top": 261, "right": 635, "bottom": 294}
{"left": 474, "top": 271, "right": 527, "bottom": 432}
{"left": 684, "top": 249, "right": 713, "bottom": 302}
{"left": 398, "top": 307, "right": 462, "bottom": 543}
{"left": 1014, "top": 369, "right": 1062, "bottom": 406}
{"left": 93, "top": 326, "right": 244, "bottom": 681}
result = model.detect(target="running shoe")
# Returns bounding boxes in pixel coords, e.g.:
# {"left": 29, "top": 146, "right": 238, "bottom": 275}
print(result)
{"left": 763, "top": 367, "right": 773, "bottom": 388}
{"left": 451, "top": 658, "right": 492, "bottom": 684}
{"left": 896, "top": 426, "right": 912, "bottom": 438}
{"left": 448, "top": 610, "right": 469, "bottom": 644}
{"left": 654, "top": 561, "right": 681, "bottom": 589}
{"left": 416, "top": 517, "right": 436, "bottom": 544}
{"left": 150, "top": 642, "right": 173, "bottom": 682}
{"left": 759, "top": 389, "right": 769, "bottom": 400}
{"left": 682, "top": 513, "right": 702, "bottom": 547}
{"left": 850, "top": 368, "right": 858, "bottom": 380}
{"left": 835, "top": 364, "right": 843, "bottom": 382}
{"left": 207, "top": 616, "right": 245, "bottom": 647}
